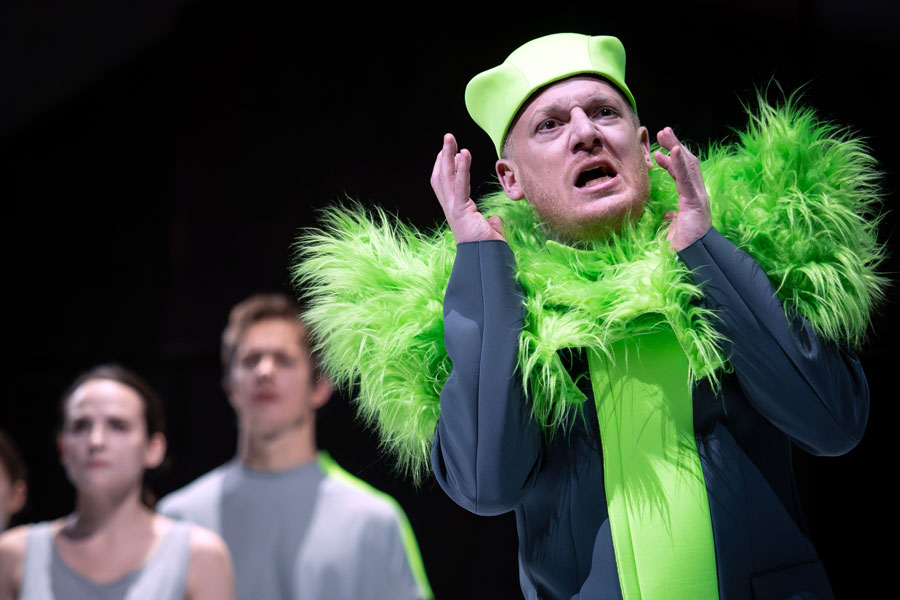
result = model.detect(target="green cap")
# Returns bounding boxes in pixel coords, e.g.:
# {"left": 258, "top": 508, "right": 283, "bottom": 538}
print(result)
{"left": 465, "top": 33, "right": 636, "bottom": 157}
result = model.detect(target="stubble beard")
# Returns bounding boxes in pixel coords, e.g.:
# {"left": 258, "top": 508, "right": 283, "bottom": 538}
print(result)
{"left": 528, "top": 166, "right": 652, "bottom": 244}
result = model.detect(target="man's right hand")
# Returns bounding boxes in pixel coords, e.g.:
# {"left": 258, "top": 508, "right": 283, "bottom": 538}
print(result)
{"left": 431, "top": 133, "right": 505, "bottom": 244}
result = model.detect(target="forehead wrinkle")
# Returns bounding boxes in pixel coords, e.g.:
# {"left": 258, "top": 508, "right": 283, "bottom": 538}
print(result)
{"left": 526, "top": 90, "right": 628, "bottom": 128}
{"left": 531, "top": 100, "right": 568, "bottom": 118}
{"left": 539, "top": 90, "right": 623, "bottom": 113}
{"left": 504, "top": 77, "right": 635, "bottom": 157}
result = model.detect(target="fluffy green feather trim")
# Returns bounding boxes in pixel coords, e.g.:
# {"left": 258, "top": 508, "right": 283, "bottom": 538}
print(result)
{"left": 292, "top": 97, "right": 886, "bottom": 482}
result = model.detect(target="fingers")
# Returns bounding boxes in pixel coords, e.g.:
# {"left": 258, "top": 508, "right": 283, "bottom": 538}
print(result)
{"left": 432, "top": 133, "right": 467, "bottom": 214}
{"left": 656, "top": 127, "right": 691, "bottom": 171}
{"left": 655, "top": 127, "right": 704, "bottom": 196}
{"left": 431, "top": 134, "right": 458, "bottom": 181}
{"left": 430, "top": 148, "right": 442, "bottom": 190}
{"left": 653, "top": 149, "right": 672, "bottom": 172}
{"left": 454, "top": 148, "right": 471, "bottom": 209}
{"left": 656, "top": 127, "right": 712, "bottom": 251}
{"left": 653, "top": 127, "right": 681, "bottom": 179}
{"left": 668, "top": 144, "right": 692, "bottom": 188}
{"left": 441, "top": 133, "right": 458, "bottom": 182}
{"left": 431, "top": 135, "right": 454, "bottom": 193}
{"left": 656, "top": 126, "right": 680, "bottom": 152}
{"left": 428, "top": 133, "right": 505, "bottom": 243}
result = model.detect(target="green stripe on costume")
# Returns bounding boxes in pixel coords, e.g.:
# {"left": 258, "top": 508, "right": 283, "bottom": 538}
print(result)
{"left": 589, "top": 331, "right": 717, "bottom": 599}
{"left": 317, "top": 453, "right": 434, "bottom": 600}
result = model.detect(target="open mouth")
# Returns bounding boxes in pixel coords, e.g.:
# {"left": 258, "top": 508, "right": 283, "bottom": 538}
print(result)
{"left": 575, "top": 165, "right": 616, "bottom": 188}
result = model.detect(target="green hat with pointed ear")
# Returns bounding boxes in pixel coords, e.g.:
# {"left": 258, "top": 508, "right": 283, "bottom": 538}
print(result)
{"left": 465, "top": 33, "right": 636, "bottom": 157}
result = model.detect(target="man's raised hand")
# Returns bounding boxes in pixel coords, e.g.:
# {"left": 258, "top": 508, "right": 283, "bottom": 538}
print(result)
{"left": 654, "top": 127, "right": 712, "bottom": 251}
{"left": 431, "top": 133, "right": 505, "bottom": 244}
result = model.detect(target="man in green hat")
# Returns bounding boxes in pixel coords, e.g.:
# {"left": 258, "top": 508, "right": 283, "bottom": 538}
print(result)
{"left": 426, "top": 33, "right": 872, "bottom": 599}
{"left": 294, "top": 31, "right": 882, "bottom": 600}
{"left": 433, "top": 33, "right": 708, "bottom": 250}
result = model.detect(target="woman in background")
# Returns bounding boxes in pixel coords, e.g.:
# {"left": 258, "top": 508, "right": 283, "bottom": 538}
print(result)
{"left": 0, "top": 364, "right": 234, "bottom": 600}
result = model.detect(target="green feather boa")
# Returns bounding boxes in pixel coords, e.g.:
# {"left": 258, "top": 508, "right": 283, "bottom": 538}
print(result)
{"left": 293, "top": 98, "right": 886, "bottom": 483}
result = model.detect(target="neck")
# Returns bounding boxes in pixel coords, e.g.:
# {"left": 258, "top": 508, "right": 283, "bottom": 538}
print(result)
{"left": 237, "top": 419, "right": 318, "bottom": 471}
{"left": 65, "top": 486, "right": 152, "bottom": 540}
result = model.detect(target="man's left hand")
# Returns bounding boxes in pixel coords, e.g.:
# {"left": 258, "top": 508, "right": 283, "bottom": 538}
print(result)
{"left": 653, "top": 127, "right": 712, "bottom": 251}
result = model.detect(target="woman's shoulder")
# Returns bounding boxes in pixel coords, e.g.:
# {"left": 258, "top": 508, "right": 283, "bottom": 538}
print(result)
{"left": 0, "top": 520, "right": 57, "bottom": 561}
{"left": 185, "top": 526, "right": 234, "bottom": 600}
{"left": 147, "top": 513, "right": 234, "bottom": 600}
{"left": 0, "top": 524, "right": 32, "bottom": 600}
{"left": 151, "top": 512, "right": 227, "bottom": 557}
{"left": 0, "top": 523, "right": 30, "bottom": 552}
{"left": 187, "top": 522, "right": 229, "bottom": 559}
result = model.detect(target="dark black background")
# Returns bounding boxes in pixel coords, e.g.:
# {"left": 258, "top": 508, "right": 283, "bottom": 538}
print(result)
{"left": 1, "top": 1, "right": 896, "bottom": 597}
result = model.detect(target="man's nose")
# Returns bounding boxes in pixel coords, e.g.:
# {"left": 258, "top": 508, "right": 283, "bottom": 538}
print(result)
{"left": 89, "top": 423, "right": 106, "bottom": 448}
{"left": 569, "top": 108, "right": 602, "bottom": 153}
{"left": 256, "top": 354, "right": 276, "bottom": 377}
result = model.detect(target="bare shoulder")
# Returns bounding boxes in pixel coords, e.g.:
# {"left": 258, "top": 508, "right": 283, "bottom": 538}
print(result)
{"left": 186, "top": 525, "right": 234, "bottom": 600}
{"left": 0, "top": 526, "right": 29, "bottom": 600}
{"left": 188, "top": 524, "right": 230, "bottom": 558}
{"left": 0, "top": 524, "right": 28, "bottom": 555}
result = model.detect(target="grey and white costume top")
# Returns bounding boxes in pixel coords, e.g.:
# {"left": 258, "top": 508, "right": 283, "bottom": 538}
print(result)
{"left": 159, "top": 453, "right": 431, "bottom": 600}
{"left": 18, "top": 520, "right": 191, "bottom": 600}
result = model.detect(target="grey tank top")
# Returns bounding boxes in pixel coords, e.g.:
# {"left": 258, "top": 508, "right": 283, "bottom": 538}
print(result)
{"left": 18, "top": 520, "right": 191, "bottom": 600}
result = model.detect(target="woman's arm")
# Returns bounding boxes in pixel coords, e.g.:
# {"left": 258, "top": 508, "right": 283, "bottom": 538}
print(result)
{"left": 0, "top": 526, "right": 27, "bottom": 600}
{"left": 186, "top": 525, "right": 235, "bottom": 600}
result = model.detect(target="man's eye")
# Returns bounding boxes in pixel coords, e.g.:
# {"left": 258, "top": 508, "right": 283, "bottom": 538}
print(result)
{"left": 538, "top": 119, "right": 559, "bottom": 131}
{"left": 275, "top": 353, "right": 297, "bottom": 368}
{"left": 108, "top": 419, "right": 130, "bottom": 432}
{"left": 595, "top": 108, "right": 616, "bottom": 118}
{"left": 70, "top": 418, "right": 91, "bottom": 433}
{"left": 240, "top": 353, "right": 261, "bottom": 369}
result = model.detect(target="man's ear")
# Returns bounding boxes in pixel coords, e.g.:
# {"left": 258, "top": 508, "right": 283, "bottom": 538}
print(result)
{"left": 310, "top": 377, "right": 333, "bottom": 411}
{"left": 638, "top": 126, "right": 652, "bottom": 169}
{"left": 496, "top": 159, "right": 526, "bottom": 201}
